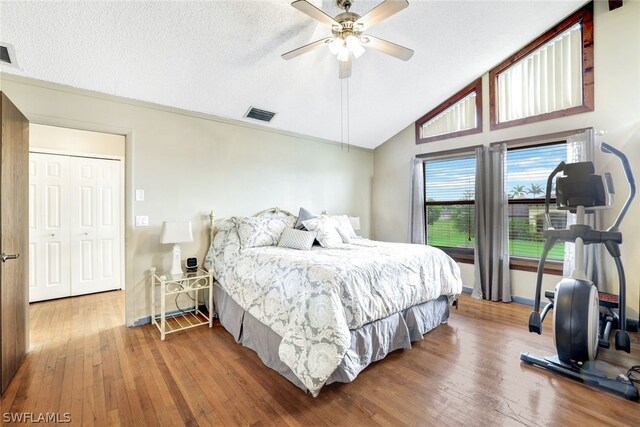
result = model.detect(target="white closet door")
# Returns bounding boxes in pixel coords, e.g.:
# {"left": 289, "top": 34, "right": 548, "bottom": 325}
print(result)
{"left": 28, "top": 153, "right": 71, "bottom": 302}
{"left": 70, "top": 157, "right": 122, "bottom": 296}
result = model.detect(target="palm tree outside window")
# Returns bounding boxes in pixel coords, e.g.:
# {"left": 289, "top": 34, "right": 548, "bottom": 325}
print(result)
{"left": 506, "top": 142, "right": 567, "bottom": 260}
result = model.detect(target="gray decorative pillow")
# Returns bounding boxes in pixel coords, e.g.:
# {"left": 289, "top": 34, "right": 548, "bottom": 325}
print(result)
{"left": 295, "top": 207, "right": 317, "bottom": 230}
{"left": 302, "top": 216, "right": 343, "bottom": 248}
{"left": 277, "top": 227, "right": 316, "bottom": 251}
{"left": 234, "top": 216, "right": 289, "bottom": 249}
{"left": 331, "top": 215, "right": 357, "bottom": 243}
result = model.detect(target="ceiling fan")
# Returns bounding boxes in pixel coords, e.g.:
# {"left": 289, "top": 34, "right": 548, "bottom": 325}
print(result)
{"left": 282, "top": 0, "right": 414, "bottom": 79}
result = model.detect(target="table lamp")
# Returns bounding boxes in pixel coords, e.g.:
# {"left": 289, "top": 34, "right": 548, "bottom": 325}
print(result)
{"left": 159, "top": 221, "right": 193, "bottom": 275}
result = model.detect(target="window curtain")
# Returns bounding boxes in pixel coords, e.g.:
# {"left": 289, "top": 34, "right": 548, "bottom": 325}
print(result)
{"left": 409, "top": 156, "right": 426, "bottom": 244}
{"left": 473, "top": 144, "right": 511, "bottom": 301}
{"left": 422, "top": 92, "right": 477, "bottom": 138}
{"left": 563, "top": 128, "right": 606, "bottom": 288}
{"left": 497, "top": 23, "right": 582, "bottom": 123}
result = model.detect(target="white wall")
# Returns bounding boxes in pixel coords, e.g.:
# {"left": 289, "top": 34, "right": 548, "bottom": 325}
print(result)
{"left": 30, "top": 123, "right": 125, "bottom": 157}
{"left": 373, "top": 2, "right": 640, "bottom": 318}
{"left": 1, "top": 74, "right": 373, "bottom": 325}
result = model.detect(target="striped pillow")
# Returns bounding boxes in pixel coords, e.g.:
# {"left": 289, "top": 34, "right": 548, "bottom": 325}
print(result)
{"left": 277, "top": 227, "right": 316, "bottom": 251}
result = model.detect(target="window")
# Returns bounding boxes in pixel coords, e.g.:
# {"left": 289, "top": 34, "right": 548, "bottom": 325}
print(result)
{"left": 416, "top": 79, "right": 482, "bottom": 144}
{"left": 424, "top": 154, "right": 476, "bottom": 259}
{"left": 489, "top": 2, "right": 594, "bottom": 130}
{"left": 423, "top": 133, "right": 586, "bottom": 271}
{"left": 506, "top": 142, "right": 567, "bottom": 262}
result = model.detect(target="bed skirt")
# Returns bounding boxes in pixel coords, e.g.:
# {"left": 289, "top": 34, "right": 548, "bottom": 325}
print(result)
{"left": 208, "top": 283, "right": 450, "bottom": 393}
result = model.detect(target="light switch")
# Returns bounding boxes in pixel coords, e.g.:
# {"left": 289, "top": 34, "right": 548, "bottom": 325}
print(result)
{"left": 135, "top": 215, "right": 149, "bottom": 227}
{"left": 135, "top": 189, "right": 145, "bottom": 201}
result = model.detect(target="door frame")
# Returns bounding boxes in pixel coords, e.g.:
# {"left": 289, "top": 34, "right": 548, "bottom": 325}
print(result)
{"left": 27, "top": 119, "right": 134, "bottom": 326}
{"left": 29, "top": 148, "right": 126, "bottom": 295}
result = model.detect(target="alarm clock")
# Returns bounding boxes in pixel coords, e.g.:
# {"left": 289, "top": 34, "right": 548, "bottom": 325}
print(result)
{"left": 185, "top": 257, "right": 198, "bottom": 272}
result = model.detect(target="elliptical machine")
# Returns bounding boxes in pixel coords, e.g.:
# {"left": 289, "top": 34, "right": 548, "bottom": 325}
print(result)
{"left": 520, "top": 142, "right": 639, "bottom": 401}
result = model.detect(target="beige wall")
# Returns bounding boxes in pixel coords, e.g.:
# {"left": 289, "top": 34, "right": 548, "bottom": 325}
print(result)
{"left": 1, "top": 75, "right": 373, "bottom": 325}
{"left": 30, "top": 123, "right": 125, "bottom": 157}
{"left": 373, "top": 2, "right": 640, "bottom": 318}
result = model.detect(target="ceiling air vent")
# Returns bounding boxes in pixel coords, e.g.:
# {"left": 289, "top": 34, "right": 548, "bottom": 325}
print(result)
{"left": 244, "top": 107, "right": 276, "bottom": 123}
{"left": 0, "top": 42, "right": 18, "bottom": 68}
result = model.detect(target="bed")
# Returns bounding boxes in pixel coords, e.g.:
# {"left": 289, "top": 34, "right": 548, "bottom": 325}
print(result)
{"left": 203, "top": 208, "right": 462, "bottom": 397}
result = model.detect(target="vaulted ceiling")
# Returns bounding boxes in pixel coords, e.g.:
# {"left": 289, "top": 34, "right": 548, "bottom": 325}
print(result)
{"left": 0, "top": 0, "right": 587, "bottom": 149}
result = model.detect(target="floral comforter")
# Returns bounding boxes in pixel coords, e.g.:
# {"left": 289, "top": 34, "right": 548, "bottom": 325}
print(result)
{"left": 204, "top": 219, "right": 462, "bottom": 396}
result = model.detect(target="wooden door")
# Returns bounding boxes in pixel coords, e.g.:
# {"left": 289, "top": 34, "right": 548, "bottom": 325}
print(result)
{"left": 0, "top": 92, "right": 29, "bottom": 393}
{"left": 70, "top": 157, "right": 122, "bottom": 296}
{"left": 28, "top": 153, "right": 72, "bottom": 302}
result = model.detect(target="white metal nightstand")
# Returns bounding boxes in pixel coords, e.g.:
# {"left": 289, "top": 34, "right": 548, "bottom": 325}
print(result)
{"left": 150, "top": 267, "right": 213, "bottom": 340}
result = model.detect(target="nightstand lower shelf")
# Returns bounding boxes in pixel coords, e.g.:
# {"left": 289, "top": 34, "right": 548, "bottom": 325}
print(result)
{"left": 152, "top": 308, "right": 210, "bottom": 336}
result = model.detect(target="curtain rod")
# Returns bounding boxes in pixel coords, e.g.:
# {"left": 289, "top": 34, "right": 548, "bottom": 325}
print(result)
{"left": 489, "top": 127, "right": 593, "bottom": 147}
{"left": 415, "top": 144, "right": 483, "bottom": 160}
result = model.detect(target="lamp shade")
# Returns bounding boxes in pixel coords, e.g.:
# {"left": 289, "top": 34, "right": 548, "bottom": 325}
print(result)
{"left": 348, "top": 216, "right": 361, "bottom": 231}
{"left": 159, "top": 221, "right": 193, "bottom": 244}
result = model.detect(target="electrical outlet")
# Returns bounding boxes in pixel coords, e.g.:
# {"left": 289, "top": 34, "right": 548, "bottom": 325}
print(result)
{"left": 135, "top": 189, "right": 145, "bottom": 201}
{"left": 135, "top": 215, "right": 149, "bottom": 227}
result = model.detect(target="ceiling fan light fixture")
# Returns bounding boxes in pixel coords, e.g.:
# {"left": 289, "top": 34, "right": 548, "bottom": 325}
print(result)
{"left": 346, "top": 35, "right": 365, "bottom": 59}
{"left": 329, "top": 37, "right": 344, "bottom": 55}
{"left": 337, "top": 46, "right": 350, "bottom": 62}
{"left": 283, "top": 0, "right": 413, "bottom": 76}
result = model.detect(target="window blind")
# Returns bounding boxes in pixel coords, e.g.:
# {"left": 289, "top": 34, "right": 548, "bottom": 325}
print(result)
{"left": 424, "top": 155, "right": 476, "bottom": 250}
{"left": 421, "top": 92, "right": 477, "bottom": 138}
{"left": 497, "top": 23, "right": 582, "bottom": 123}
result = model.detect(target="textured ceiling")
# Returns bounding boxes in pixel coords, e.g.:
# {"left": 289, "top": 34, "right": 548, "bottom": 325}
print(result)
{"left": 0, "top": 0, "right": 587, "bottom": 149}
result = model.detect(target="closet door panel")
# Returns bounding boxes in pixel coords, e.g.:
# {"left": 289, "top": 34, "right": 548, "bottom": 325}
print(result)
{"left": 28, "top": 153, "right": 71, "bottom": 302}
{"left": 97, "top": 164, "right": 120, "bottom": 284}
{"left": 70, "top": 157, "right": 121, "bottom": 296}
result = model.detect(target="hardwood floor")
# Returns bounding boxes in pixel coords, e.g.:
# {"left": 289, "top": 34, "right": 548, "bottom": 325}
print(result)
{"left": 1, "top": 291, "right": 639, "bottom": 426}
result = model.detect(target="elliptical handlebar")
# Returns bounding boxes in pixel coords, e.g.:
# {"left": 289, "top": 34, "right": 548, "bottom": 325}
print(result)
{"left": 544, "top": 161, "right": 566, "bottom": 229}
{"left": 601, "top": 142, "right": 636, "bottom": 230}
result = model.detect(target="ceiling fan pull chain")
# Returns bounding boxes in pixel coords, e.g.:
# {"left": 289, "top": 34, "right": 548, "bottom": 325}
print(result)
{"left": 347, "top": 77, "right": 350, "bottom": 152}
{"left": 341, "top": 78, "right": 344, "bottom": 151}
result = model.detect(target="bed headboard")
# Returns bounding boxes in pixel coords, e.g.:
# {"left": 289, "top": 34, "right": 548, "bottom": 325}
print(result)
{"left": 208, "top": 210, "right": 216, "bottom": 247}
{"left": 208, "top": 207, "right": 297, "bottom": 247}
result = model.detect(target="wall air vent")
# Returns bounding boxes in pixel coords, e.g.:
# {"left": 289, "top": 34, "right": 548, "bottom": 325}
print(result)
{"left": 244, "top": 107, "right": 276, "bottom": 123}
{"left": 0, "top": 46, "right": 10, "bottom": 63}
{"left": 0, "top": 42, "right": 18, "bottom": 68}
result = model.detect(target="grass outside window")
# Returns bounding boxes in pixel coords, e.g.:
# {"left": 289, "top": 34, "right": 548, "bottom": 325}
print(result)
{"left": 426, "top": 217, "right": 565, "bottom": 260}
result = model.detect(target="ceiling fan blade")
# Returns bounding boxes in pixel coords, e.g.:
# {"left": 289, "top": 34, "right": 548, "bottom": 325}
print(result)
{"left": 291, "top": 0, "right": 342, "bottom": 29}
{"left": 362, "top": 35, "right": 414, "bottom": 61}
{"left": 339, "top": 58, "right": 352, "bottom": 79}
{"left": 282, "top": 37, "right": 333, "bottom": 60}
{"left": 354, "top": 0, "right": 408, "bottom": 31}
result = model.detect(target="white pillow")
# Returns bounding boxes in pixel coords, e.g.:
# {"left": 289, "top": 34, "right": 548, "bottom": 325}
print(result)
{"left": 277, "top": 227, "right": 316, "bottom": 251}
{"left": 302, "top": 216, "right": 343, "bottom": 248}
{"left": 331, "top": 215, "right": 357, "bottom": 243}
{"left": 234, "top": 216, "right": 289, "bottom": 248}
